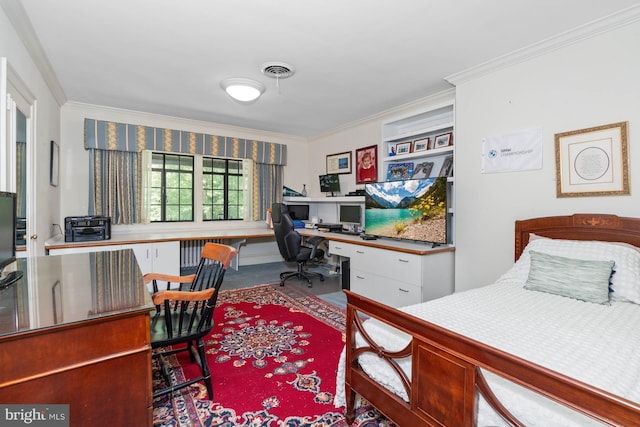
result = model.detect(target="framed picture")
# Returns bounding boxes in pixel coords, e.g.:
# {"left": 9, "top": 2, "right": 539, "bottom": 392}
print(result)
{"left": 434, "top": 132, "right": 453, "bottom": 148}
{"left": 356, "top": 145, "right": 378, "bottom": 184}
{"left": 326, "top": 151, "right": 352, "bottom": 175}
{"left": 555, "top": 121, "right": 629, "bottom": 197}
{"left": 50, "top": 140, "right": 59, "bottom": 187}
{"left": 413, "top": 137, "right": 430, "bottom": 152}
{"left": 386, "top": 162, "right": 414, "bottom": 181}
{"left": 412, "top": 161, "right": 434, "bottom": 179}
{"left": 395, "top": 141, "right": 412, "bottom": 155}
{"left": 438, "top": 155, "right": 453, "bottom": 177}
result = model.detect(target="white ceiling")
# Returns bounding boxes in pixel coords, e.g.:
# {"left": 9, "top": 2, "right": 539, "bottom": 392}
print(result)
{"left": 11, "top": 0, "right": 640, "bottom": 137}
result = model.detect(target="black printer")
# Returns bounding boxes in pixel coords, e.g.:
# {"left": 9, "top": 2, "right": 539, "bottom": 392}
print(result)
{"left": 64, "top": 216, "right": 111, "bottom": 242}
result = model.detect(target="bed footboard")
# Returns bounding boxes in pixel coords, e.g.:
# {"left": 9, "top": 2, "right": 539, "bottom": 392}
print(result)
{"left": 344, "top": 290, "right": 640, "bottom": 427}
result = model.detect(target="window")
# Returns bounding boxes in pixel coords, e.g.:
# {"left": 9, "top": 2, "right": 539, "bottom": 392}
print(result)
{"left": 149, "top": 153, "right": 194, "bottom": 222}
{"left": 202, "top": 158, "right": 244, "bottom": 221}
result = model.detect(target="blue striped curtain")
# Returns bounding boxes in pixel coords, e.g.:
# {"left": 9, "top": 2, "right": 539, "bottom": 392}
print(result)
{"left": 254, "top": 163, "right": 283, "bottom": 220}
{"left": 89, "top": 149, "right": 139, "bottom": 224}
{"left": 85, "top": 119, "right": 286, "bottom": 222}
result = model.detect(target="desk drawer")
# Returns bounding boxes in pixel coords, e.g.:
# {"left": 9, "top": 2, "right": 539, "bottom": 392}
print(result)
{"left": 351, "top": 246, "right": 421, "bottom": 283}
{"left": 328, "top": 241, "right": 354, "bottom": 258}
{"left": 351, "top": 269, "right": 421, "bottom": 307}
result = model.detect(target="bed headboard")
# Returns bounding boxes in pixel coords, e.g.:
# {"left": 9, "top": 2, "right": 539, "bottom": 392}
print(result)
{"left": 515, "top": 213, "right": 640, "bottom": 261}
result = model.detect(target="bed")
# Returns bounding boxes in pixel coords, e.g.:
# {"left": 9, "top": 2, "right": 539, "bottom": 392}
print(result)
{"left": 337, "top": 213, "right": 640, "bottom": 426}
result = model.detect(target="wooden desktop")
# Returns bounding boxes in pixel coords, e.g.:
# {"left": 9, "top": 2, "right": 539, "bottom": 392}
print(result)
{"left": 0, "top": 250, "right": 154, "bottom": 426}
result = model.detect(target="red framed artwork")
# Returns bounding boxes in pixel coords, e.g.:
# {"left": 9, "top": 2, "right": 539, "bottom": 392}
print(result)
{"left": 356, "top": 145, "right": 378, "bottom": 184}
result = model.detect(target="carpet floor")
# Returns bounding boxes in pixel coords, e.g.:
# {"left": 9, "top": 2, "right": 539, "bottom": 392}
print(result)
{"left": 152, "top": 284, "right": 391, "bottom": 426}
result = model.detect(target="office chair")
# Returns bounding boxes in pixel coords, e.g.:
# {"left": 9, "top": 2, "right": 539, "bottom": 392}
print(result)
{"left": 144, "top": 242, "right": 237, "bottom": 400}
{"left": 272, "top": 203, "right": 326, "bottom": 287}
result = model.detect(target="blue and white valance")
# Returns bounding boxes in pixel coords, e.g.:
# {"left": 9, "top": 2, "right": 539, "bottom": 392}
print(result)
{"left": 84, "top": 118, "right": 287, "bottom": 165}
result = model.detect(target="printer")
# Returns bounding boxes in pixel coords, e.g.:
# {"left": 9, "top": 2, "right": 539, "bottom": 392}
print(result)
{"left": 64, "top": 216, "right": 111, "bottom": 242}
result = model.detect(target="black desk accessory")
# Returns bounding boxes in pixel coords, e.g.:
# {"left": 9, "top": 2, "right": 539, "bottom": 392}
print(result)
{"left": 360, "top": 234, "right": 377, "bottom": 240}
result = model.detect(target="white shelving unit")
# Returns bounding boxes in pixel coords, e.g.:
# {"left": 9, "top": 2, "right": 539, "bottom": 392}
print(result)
{"left": 380, "top": 101, "right": 455, "bottom": 244}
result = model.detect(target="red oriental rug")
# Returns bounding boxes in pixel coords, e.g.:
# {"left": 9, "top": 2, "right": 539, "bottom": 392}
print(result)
{"left": 152, "top": 284, "right": 394, "bottom": 427}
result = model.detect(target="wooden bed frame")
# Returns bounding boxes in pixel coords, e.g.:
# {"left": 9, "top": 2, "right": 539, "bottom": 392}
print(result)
{"left": 344, "top": 213, "right": 640, "bottom": 426}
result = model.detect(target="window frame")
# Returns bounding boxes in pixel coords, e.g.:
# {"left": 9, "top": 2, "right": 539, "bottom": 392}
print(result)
{"left": 202, "top": 157, "right": 244, "bottom": 221}
{"left": 149, "top": 152, "right": 195, "bottom": 223}
{"left": 142, "top": 150, "right": 252, "bottom": 224}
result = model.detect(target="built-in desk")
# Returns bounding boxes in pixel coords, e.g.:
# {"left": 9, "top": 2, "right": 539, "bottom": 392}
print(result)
{"left": 299, "top": 229, "right": 454, "bottom": 307}
{"left": 0, "top": 250, "right": 154, "bottom": 426}
{"left": 45, "top": 227, "right": 276, "bottom": 273}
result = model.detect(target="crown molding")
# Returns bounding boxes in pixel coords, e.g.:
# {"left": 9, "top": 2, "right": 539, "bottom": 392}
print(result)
{"left": 445, "top": 4, "right": 640, "bottom": 86}
{"left": 0, "top": 0, "right": 67, "bottom": 106}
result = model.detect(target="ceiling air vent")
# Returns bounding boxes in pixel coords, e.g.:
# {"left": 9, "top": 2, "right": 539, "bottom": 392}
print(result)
{"left": 261, "top": 62, "right": 296, "bottom": 80}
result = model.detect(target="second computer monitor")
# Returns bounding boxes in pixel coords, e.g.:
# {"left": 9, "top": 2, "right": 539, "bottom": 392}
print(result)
{"left": 339, "top": 205, "right": 361, "bottom": 224}
{"left": 286, "top": 204, "right": 310, "bottom": 221}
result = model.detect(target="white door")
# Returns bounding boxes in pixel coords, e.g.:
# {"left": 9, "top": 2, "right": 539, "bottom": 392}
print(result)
{"left": 1, "top": 58, "right": 37, "bottom": 257}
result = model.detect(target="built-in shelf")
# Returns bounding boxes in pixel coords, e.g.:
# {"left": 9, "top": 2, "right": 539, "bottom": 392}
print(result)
{"left": 382, "top": 145, "right": 453, "bottom": 162}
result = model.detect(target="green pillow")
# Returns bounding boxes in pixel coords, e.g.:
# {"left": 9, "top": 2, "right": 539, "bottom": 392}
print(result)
{"left": 524, "top": 250, "right": 614, "bottom": 304}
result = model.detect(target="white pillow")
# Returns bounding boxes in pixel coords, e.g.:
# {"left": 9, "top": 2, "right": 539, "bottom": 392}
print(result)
{"left": 499, "top": 236, "right": 640, "bottom": 304}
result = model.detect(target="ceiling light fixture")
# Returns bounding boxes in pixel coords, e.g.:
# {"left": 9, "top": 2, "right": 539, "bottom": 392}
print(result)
{"left": 220, "top": 78, "right": 265, "bottom": 103}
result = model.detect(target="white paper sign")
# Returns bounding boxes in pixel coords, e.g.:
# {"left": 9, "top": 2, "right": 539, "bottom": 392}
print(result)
{"left": 481, "top": 128, "right": 543, "bottom": 173}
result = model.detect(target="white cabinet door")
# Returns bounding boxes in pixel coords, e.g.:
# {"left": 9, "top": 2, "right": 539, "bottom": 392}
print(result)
{"left": 122, "top": 241, "right": 180, "bottom": 292}
{"left": 151, "top": 241, "right": 180, "bottom": 276}
{"left": 123, "top": 244, "right": 153, "bottom": 275}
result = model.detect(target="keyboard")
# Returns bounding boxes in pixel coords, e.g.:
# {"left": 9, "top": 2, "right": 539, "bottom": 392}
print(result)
{"left": 339, "top": 230, "right": 361, "bottom": 236}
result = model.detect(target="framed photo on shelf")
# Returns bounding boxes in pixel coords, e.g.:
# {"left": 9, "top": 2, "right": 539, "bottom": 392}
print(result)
{"left": 395, "top": 141, "right": 412, "bottom": 155}
{"left": 438, "top": 155, "right": 453, "bottom": 177}
{"left": 356, "top": 145, "right": 378, "bottom": 184}
{"left": 326, "top": 151, "right": 352, "bottom": 175}
{"left": 434, "top": 132, "right": 453, "bottom": 148}
{"left": 411, "top": 161, "right": 434, "bottom": 179}
{"left": 387, "top": 162, "right": 414, "bottom": 181}
{"left": 413, "top": 137, "right": 430, "bottom": 152}
{"left": 555, "top": 121, "right": 629, "bottom": 197}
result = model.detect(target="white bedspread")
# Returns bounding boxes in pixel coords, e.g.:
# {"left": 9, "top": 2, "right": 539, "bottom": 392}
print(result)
{"left": 334, "top": 277, "right": 640, "bottom": 426}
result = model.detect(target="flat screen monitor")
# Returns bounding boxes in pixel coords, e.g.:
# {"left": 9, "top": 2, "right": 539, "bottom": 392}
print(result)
{"left": 319, "top": 174, "right": 340, "bottom": 195}
{"left": 286, "top": 204, "right": 310, "bottom": 221}
{"left": 0, "top": 192, "right": 17, "bottom": 271}
{"left": 339, "top": 205, "right": 361, "bottom": 224}
{"left": 364, "top": 177, "right": 448, "bottom": 245}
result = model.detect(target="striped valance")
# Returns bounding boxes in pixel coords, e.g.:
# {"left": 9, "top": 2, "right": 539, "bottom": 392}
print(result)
{"left": 84, "top": 118, "right": 287, "bottom": 166}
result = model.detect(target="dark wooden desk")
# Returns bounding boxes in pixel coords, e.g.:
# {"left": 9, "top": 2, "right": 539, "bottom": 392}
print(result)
{"left": 0, "top": 250, "right": 154, "bottom": 426}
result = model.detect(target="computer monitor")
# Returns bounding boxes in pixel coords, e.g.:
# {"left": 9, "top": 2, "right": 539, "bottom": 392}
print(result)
{"left": 319, "top": 174, "right": 340, "bottom": 196}
{"left": 286, "top": 204, "right": 309, "bottom": 221}
{"left": 339, "top": 205, "right": 361, "bottom": 224}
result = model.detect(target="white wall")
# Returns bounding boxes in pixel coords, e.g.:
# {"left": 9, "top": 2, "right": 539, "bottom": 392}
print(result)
{"left": 453, "top": 20, "right": 640, "bottom": 291}
{"left": 60, "top": 102, "right": 309, "bottom": 220}
{"left": 0, "top": 6, "right": 61, "bottom": 255}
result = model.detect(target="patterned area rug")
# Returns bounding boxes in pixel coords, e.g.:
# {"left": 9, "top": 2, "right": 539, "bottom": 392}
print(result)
{"left": 152, "top": 284, "right": 395, "bottom": 426}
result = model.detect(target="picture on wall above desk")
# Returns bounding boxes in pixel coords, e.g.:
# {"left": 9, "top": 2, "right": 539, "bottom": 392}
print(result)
{"left": 356, "top": 145, "right": 378, "bottom": 184}
{"left": 326, "top": 151, "right": 352, "bottom": 175}
{"left": 386, "top": 162, "right": 414, "bottom": 181}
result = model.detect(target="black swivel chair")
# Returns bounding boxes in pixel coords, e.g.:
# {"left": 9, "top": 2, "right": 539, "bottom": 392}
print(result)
{"left": 272, "top": 203, "right": 326, "bottom": 287}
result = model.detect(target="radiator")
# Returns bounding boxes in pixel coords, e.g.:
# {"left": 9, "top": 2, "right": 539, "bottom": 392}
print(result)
{"left": 180, "top": 239, "right": 225, "bottom": 268}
